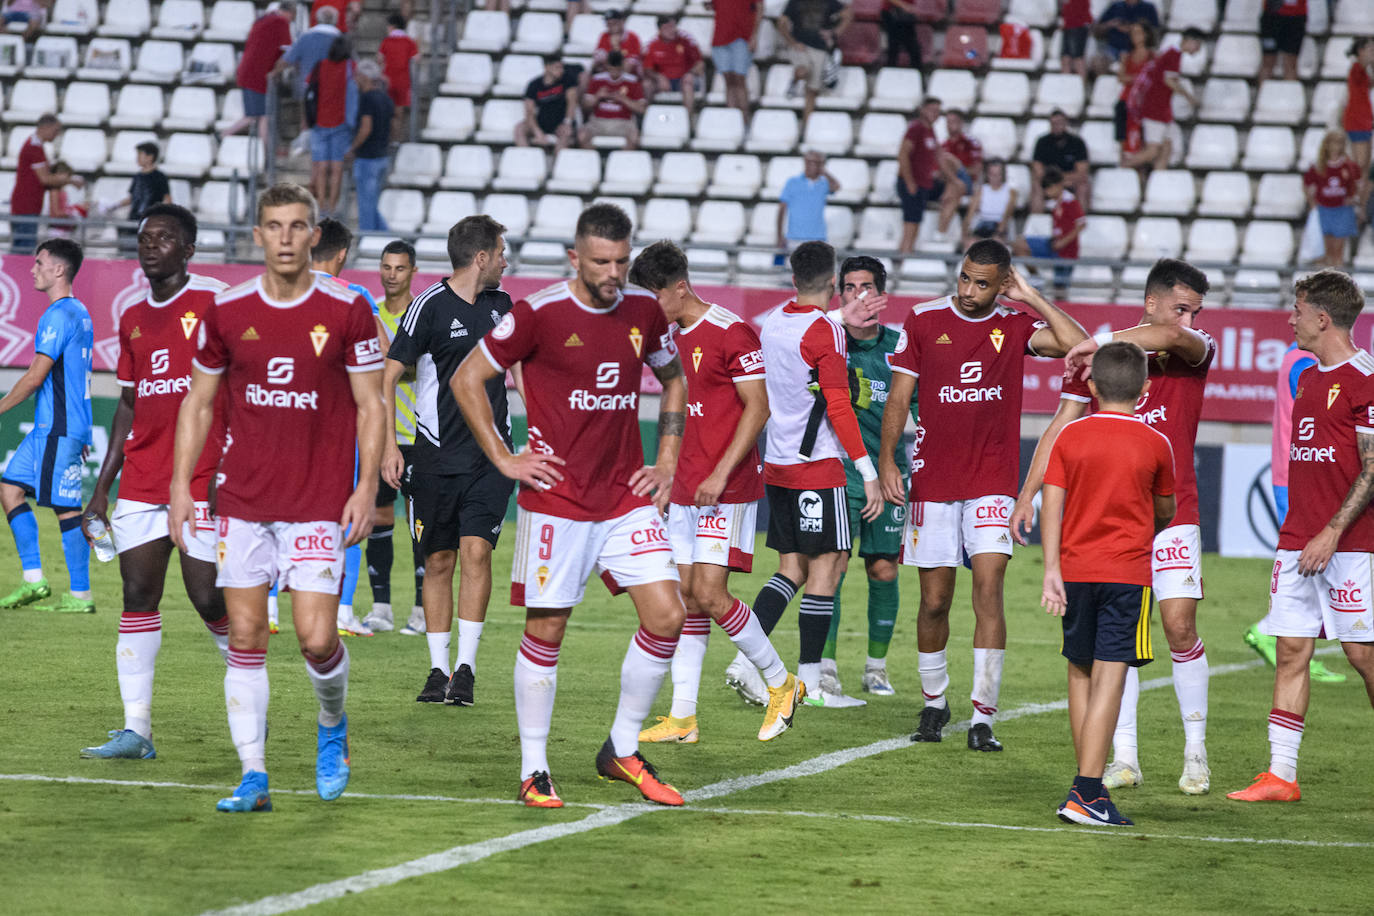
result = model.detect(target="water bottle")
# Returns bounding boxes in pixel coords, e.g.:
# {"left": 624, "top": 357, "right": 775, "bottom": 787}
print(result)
{"left": 85, "top": 513, "right": 116, "bottom": 562}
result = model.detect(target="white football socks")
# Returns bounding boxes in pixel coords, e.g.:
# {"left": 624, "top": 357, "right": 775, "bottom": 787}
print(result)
{"left": 668, "top": 614, "right": 710, "bottom": 718}
{"left": 117, "top": 612, "right": 161, "bottom": 739}
{"left": 721, "top": 599, "right": 787, "bottom": 687}
{"left": 455, "top": 618, "right": 484, "bottom": 673}
{"left": 427, "top": 631, "right": 451, "bottom": 675}
{"left": 970, "top": 647, "right": 1004, "bottom": 727}
{"left": 304, "top": 642, "right": 349, "bottom": 728}
{"left": 609, "top": 628, "right": 676, "bottom": 757}
{"left": 515, "top": 632, "right": 560, "bottom": 779}
{"left": 225, "top": 648, "right": 268, "bottom": 775}
{"left": 918, "top": 650, "right": 949, "bottom": 709}
{"left": 1112, "top": 666, "right": 1141, "bottom": 767}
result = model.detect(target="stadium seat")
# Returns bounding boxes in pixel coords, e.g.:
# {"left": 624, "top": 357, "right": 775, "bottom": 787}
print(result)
{"left": 1333, "top": 0, "right": 1374, "bottom": 34}
{"left": 759, "top": 64, "right": 804, "bottom": 110}
{"left": 129, "top": 40, "right": 183, "bottom": 83}
{"left": 868, "top": 159, "right": 899, "bottom": 204}
{"left": 745, "top": 108, "right": 800, "bottom": 154}
{"left": 823, "top": 157, "right": 870, "bottom": 204}
{"left": 1182, "top": 219, "right": 1239, "bottom": 264}
{"left": 625, "top": 13, "right": 660, "bottom": 47}
{"left": 108, "top": 85, "right": 163, "bottom": 129}
{"left": 991, "top": 22, "right": 1045, "bottom": 72}
{"left": 1085, "top": 75, "right": 1121, "bottom": 119}
{"left": 1241, "top": 220, "right": 1295, "bottom": 265}
{"left": 47, "top": 0, "right": 99, "bottom": 35}
{"left": 420, "top": 97, "right": 476, "bottom": 143}
{"left": 637, "top": 198, "right": 691, "bottom": 242}
{"left": 976, "top": 71, "right": 1030, "bottom": 117}
{"left": 546, "top": 148, "right": 602, "bottom": 194}
{"left": 1197, "top": 78, "right": 1251, "bottom": 123}
{"left": 599, "top": 149, "right": 654, "bottom": 196}
{"left": 1299, "top": 126, "right": 1326, "bottom": 168}
{"left": 374, "top": 188, "right": 424, "bottom": 233}
{"left": 1078, "top": 215, "right": 1128, "bottom": 260}
{"left": 678, "top": 16, "right": 713, "bottom": 52}
{"left": 1005, "top": 162, "right": 1031, "bottom": 205}
{"left": 183, "top": 42, "right": 234, "bottom": 85}
{"left": 742, "top": 201, "right": 782, "bottom": 246}
{"left": 1221, "top": 0, "right": 1262, "bottom": 33}
{"left": 562, "top": 13, "right": 603, "bottom": 55}
{"left": 97, "top": 0, "right": 151, "bottom": 38}
{"left": 652, "top": 151, "right": 709, "bottom": 196}
{"left": 1141, "top": 169, "right": 1195, "bottom": 216}
{"left": 492, "top": 146, "right": 548, "bottom": 192}
{"left": 591, "top": 196, "right": 640, "bottom": 227}
{"left": 869, "top": 68, "right": 923, "bottom": 112}
{"left": 1241, "top": 126, "right": 1296, "bottom": 171}
{"left": 0, "top": 35, "right": 22, "bottom": 77}
{"left": 440, "top": 53, "right": 495, "bottom": 96}
{"left": 493, "top": 54, "right": 544, "bottom": 97}
{"left": 55, "top": 127, "right": 107, "bottom": 172}
{"left": 76, "top": 37, "right": 132, "bottom": 80}
{"left": 1185, "top": 124, "right": 1239, "bottom": 170}
{"left": 927, "top": 69, "right": 978, "bottom": 113}
{"left": 912, "top": 0, "right": 946, "bottom": 23}
{"left": 195, "top": 179, "right": 248, "bottom": 223}
{"left": 1016, "top": 117, "right": 1048, "bottom": 161}
{"left": 641, "top": 105, "right": 691, "bottom": 150}
{"left": 0, "top": 132, "right": 28, "bottom": 170}
{"left": 940, "top": 26, "right": 989, "bottom": 70}
{"left": 1196, "top": 171, "right": 1252, "bottom": 217}
{"left": 529, "top": 194, "right": 584, "bottom": 239}
{"left": 954, "top": 0, "right": 999, "bottom": 24}
{"left": 825, "top": 204, "right": 856, "bottom": 247}
{"left": 209, "top": 135, "right": 263, "bottom": 178}
{"left": 1130, "top": 217, "right": 1183, "bottom": 260}
{"left": 203, "top": 0, "right": 254, "bottom": 43}
{"left": 1167, "top": 0, "right": 1217, "bottom": 31}
{"left": 969, "top": 116, "right": 1017, "bottom": 161}
{"left": 474, "top": 99, "right": 525, "bottom": 144}
{"left": 1032, "top": 73, "right": 1086, "bottom": 118}
{"left": 1006, "top": 0, "right": 1055, "bottom": 28}
{"left": 214, "top": 87, "right": 245, "bottom": 133}
{"left": 690, "top": 107, "right": 746, "bottom": 152}
{"left": 1297, "top": 34, "right": 1320, "bottom": 80}
{"left": 104, "top": 129, "right": 157, "bottom": 173}
{"left": 706, "top": 66, "right": 762, "bottom": 107}
{"left": 915, "top": 210, "right": 959, "bottom": 252}
{"left": 421, "top": 190, "right": 477, "bottom": 234}
{"left": 2, "top": 80, "right": 58, "bottom": 124}
{"left": 802, "top": 111, "right": 854, "bottom": 155}
{"left": 1310, "top": 81, "right": 1348, "bottom": 125}
{"left": 690, "top": 200, "right": 746, "bottom": 245}
{"left": 458, "top": 11, "right": 512, "bottom": 53}
{"left": 1320, "top": 37, "right": 1350, "bottom": 79}
{"left": 26, "top": 36, "right": 79, "bottom": 78}
{"left": 838, "top": 21, "right": 882, "bottom": 67}
{"left": 161, "top": 132, "right": 214, "bottom": 178}
{"left": 59, "top": 82, "right": 111, "bottom": 127}
{"left": 388, "top": 144, "right": 443, "bottom": 188}
{"left": 761, "top": 155, "right": 803, "bottom": 199}
{"left": 854, "top": 113, "right": 908, "bottom": 158}
{"left": 854, "top": 207, "right": 903, "bottom": 250}
{"left": 1209, "top": 34, "right": 1261, "bottom": 78}
{"left": 706, "top": 153, "right": 764, "bottom": 199}
{"left": 1252, "top": 173, "right": 1306, "bottom": 219}
{"left": 818, "top": 66, "right": 869, "bottom": 111}
{"left": 1252, "top": 80, "right": 1306, "bottom": 124}
{"left": 161, "top": 86, "right": 216, "bottom": 131}
{"left": 483, "top": 193, "right": 531, "bottom": 238}
{"left": 1078, "top": 120, "right": 1118, "bottom": 166}
{"left": 151, "top": 0, "right": 205, "bottom": 40}
{"left": 1091, "top": 167, "right": 1141, "bottom": 214}
{"left": 511, "top": 13, "right": 564, "bottom": 54}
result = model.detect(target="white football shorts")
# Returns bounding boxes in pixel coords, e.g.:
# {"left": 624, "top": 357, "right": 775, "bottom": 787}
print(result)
{"left": 214, "top": 517, "right": 346, "bottom": 595}
{"left": 901, "top": 494, "right": 1015, "bottom": 568}
{"left": 667, "top": 501, "right": 757, "bottom": 572}
{"left": 1152, "top": 524, "right": 1204, "bottom": 601}
{"left": 111, "top": 499, "right": 216, "bottom": 563}
{"left": 1263, "top": 549, "right": 1374, "bottom": 643}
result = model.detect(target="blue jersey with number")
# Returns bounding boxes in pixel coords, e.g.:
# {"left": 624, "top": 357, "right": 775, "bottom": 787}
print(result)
{"left": 34, "top": 296, "right": 94, "bottom": 444}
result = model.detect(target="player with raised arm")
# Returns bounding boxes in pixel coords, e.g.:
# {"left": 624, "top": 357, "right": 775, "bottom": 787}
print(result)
{"left": 452, "top": 203, "right": 690, "bottom": 809}
{"left": 627, "top": 241, "right": 801, "bottom": 744}
{"left": 1227, "top": 269, "right": 1374, "bottom": 803}
{"left": 1012, "top": 258, "right": 1216, "bottom": 793}
{"left": 382, "top": 216, "right": 516, "bottom": 708}
{"left": 169, "top": 183, "right": 385, "bottom": 813}
{"left": 879, "top": 238, "right": 1086, "bottom": 750}
{"left": 0, "top": 239, "right": 94, "bottom": 614}
{"left": 79, "top": 204, "right": 231, "bottom": 760}
{"left": 364, "top": 239, "right": 426, "bottom": 636}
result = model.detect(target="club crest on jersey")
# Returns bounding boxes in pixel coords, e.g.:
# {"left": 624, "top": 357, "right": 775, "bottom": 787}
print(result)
{"left": 180, "top": 311, "right": 198, "bottom": 339}
{"left": 989, "top": 328, "right": 1004, "bottom": 353}
{"left": 629, "top": 326, "right": 644, "bottom": 358}
{"left": 130, "top": 326, "right": 142, "bottom": 339}
{"left": 691, "top": 346, "right": 703, "bottom": 372}
{"left": 536, "top": 565, "right": 550, "bottom": 591}
{"left": 310, "top": 323, "right": 329, "bottom": 357}
{"left": 564, "top": 332, "right": 583, "bottom": 347}
{"left": 1328, "top": 383, "right": 1341, "bottom": 409}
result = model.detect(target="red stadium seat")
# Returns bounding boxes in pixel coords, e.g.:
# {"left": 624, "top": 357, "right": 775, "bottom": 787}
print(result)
{"left": 939, "top": 25, "right": 988, "bottom": 69}
{"left": 913, "top": 0, "right": 948, "bottom": 23}
{"left": 952, "top": 0, "right": 1000, "bottom": 24}
{"left": 839, "top": 22, "right": 882, "bottom": 67}
{"left": 850, "top": 0, "right": 883, "bottom": 22}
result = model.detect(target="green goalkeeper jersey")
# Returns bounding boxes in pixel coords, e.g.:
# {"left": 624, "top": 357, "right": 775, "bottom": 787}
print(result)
{"left": 843, "top": 325, "right": 918, "bottom": 493}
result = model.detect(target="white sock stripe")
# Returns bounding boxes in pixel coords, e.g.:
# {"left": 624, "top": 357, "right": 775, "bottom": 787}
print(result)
{"left": 518, "top": 638, "right": 560, "bottom": 667}
{"left": 764, "top": 576, "right": 796, "bottom": 602}
{"left": 226, "top": 648, "right": 267, "bottom": 669}
{"left": 831, "top": 487, "right": 849, "bottom": 550}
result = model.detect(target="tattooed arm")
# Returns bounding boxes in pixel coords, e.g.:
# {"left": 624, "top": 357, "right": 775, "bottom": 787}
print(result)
{"left": 1298, "top": 431, "right": 1374, "bottom": 576}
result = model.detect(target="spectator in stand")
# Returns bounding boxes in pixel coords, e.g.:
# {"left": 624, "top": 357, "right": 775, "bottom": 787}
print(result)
{"left": 102, "top": 141, "right": 171, "bottom": 255}
{"left": 643, "top": 15, "right": 705, "bottom": 110}
{"left": 9, "top": 114, "right": 82, "bottom": 255}
{"left": 896, "top": 96, "right": 941, "bottom": 254}
{"left": 1303, "top": 130, "right": 1361, "bottom": 269}
{"left": 580, "top": 51, "right": 645, "bottom": 149}
{"left": 349, "top": 60, "right": 393, "bottom": 234}
{"left": 1114, "top": 21, "right": 1155, "bottom": 162}
{"left": 1344, "top": 38, "right": 1374, "bottom": 182}
{"left": 1092, "top": 0, "right": 1158, "bottom": 73}
{"left": 44, "top": 161, "right": 86, "bottom": 240}
{"left": 378, "top": 13, "right": 419, "bottom": 143}
{"left": 1061, "top": 0, "right": 1092, "bottom": 81}
{"left": 1031, "top": 108, "right": 1091, "bottom": 213}
{"left": 309, "top": 35, "right": 357, "bottom": 219}
{"left": 595, "top": 10, "right": 643, "bottom": 74}
{"left": 1123, "top": 28, "right": 1203, "bottom": 174}
{"left": 934, "top": 108, "right": 983, "bottom": 237}
{"left": 776, "top": 149, "right": 838, "bottom": 249}
{"left": 1259, "top": 0, "right": 1306, "bottom": 85}
{"left": 515, "top": 54, "right": 579, "bottom": 150}
{"left": 962, "top": 158, "right": 1017, "bottom": 249}
{"left": 312, "top": 0, "right": 359, "bottom": 33}
{"left": 709, "top": 0, "right": 761, "bottom": 115}
{"left": 880, "top": 0, "right": 920, "bottom": 70}
{"left": 274, "top": 4, "right": 342, "bottom": 129}
{"left": 1, "top": 0, "right": 49, "bottom": 42}
{"left": 223, "top": 1, "right": 295, "bottom": 146}
{"left": 1014, "top": 166, "right": 1084, "bottom": 297}
{"left": 779, "top": 0, "right": 852, "bottom": 126}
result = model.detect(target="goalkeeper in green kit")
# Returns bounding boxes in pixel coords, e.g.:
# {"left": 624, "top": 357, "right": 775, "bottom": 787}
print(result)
{"left": 815, "top": 256, "right": 917, "bottom": 706}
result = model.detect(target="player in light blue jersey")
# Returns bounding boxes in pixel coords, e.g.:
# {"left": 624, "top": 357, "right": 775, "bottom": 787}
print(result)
{"left": 0, "top": 238, "right": 95, "bottom": 612}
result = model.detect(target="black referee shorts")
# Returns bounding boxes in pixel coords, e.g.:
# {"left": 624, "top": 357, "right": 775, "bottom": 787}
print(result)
{"left": 377, "top": 444, "right": 415, "bottom": 507}
{"left": 765, "top": 484, "right": 851, "bottom": 557}
{"left": 408, "top": 462, "right": 515, "bottom": 556}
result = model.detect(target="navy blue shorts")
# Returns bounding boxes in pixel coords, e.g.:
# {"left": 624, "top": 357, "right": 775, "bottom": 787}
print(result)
{"left": 1061, "top": 582, "right": 1154, "bottom": 667}
{"left": 896, "top": 179, "right": 933, "bottom": 223}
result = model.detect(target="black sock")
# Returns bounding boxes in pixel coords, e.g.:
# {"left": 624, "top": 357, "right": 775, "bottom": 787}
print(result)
{"left": 752, "top": 574, "right": 797, "bottom": 636}
{"left": 1074, "top": 775, "right": 1104, "bottom": 800}
{"left": 366, "top": 525, "right": 394, "bottom": 604}
{"left": 797, "top": 594, "right": 833, "bottom": 664}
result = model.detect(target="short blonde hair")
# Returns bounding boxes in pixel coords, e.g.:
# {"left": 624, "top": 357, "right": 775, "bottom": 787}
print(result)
{"left": 256, "top": 182, "right": 318, "bottom": 227}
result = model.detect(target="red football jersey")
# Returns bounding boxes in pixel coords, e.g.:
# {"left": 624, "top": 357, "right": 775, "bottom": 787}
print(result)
{"left": 1062, "top": 329, "right": 1214, "bottom": 527}
{"left": 1051, "top": 192, "right": 1086, "bottom": 259}
{"left": 193, "top": 275, "right": 384, "bottom": 523}
{"left": 1130, "top": 46, "right": 1181, "bottom": 123}
{"left": 943, "top": 133, "right": 983, "bottom": 171}
{"left": 587, "top": 72, "right": 644, "bottom": 119}
{"left": 1346, "top": 62, "right": 1372, "bottom": 133}
{"left": 1279, "top": 351, "right": 1374, "bottom": 551}
{"left": 117, "top": 275, "right": 230, "bottom": 504}
{"left": 903, "top": 118, "right": 940, "bottom": 189}
{"left": 891, "top": 297, "right": 1044, "bottom": 502}
{"left": 479, "top": 282, "right": 677, "bottom": 522}
{"left": 670, "top": 304, "right": 765, "bottom": 506}
{"left": 644, "top": 34, "right": 702, "bottom": 80}
{"left": 1304, "top": 158, "right": 1360, "bottom": 209}
{"left": 1046, "top": 412, "right": 1175, "bottom": 586}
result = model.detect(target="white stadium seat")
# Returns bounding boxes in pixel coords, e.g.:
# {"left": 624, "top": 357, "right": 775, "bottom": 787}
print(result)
{"left": 483, "top": 193, "right": 531, "bottom": 238}
{"left": 104, "top": 129, "right": 157, "bottom": 174}
{"left": 1221, "top": 0, "right": 1263, "bottom": 33}
{"left": 161, "top": 132, "right": 214, "bottom": 178}
{"left": 802, "top": 111, "right": 853, "bottom": 156}
{"left": 854, "top": 206, "right": 903, "bottom": 250}
{"left": 1241, "top": 126, "right": 1296, "bottom": 171}
{"left": 76, "top": 37, "right": 132, "bottom": 80}
{"left": 210, "top": 135, "right": 264, "bottom": 178}
{"left": 1141, "top": 169, "right": 1195, "bottom": 216}
{"left": 389, "top": 143, "right": 445, "bottom": 189}
{"left": 652, "top": 151, "right": 708, "bottom": 196}
{"left": 421, "top": 191, "right": 478, "bottom": 235}
{"left": 27, "top": 36, "right": 79, "bottom": 78}
{"left": 637, "top": 198, "right": 691, "bottom": 242}
{"left": 1168, "top": 0, "right": 1216, "bottom": 31}
{"left": 823, "top": 157, "right": 870, "bottom": 204}
{"left": 706, "top": 153, "right": 764, "bottom": 200}
{"left": 1078, "top": 120, "right": 1118, "bottom": 166}
{"left": 563, "top": 13, "right": 603, "bottom": 55}
{"left": 1310, "top": 81, "right": 1348, "bottom": 126}
{"left": 2, "top": 80, "right": 58, "bottom": 124}
{"left": 1091, "top": 167, "right": 1141, "bottom": 214}
{"left": 510, "top": 13, "right": 564, "bottom": 54}
{"left": 1032, "top": 73, "right": 1085, "bottom": 118}
{"left": 195, "top": 180, "right": 249, "bottom": 223}
{"left": 1196, "top": 171, "right": 1251, "bottom": 217}
{"left": 1185, "top": 124, "right": 1239, "bottom": 170}
{"left": 183, "top": 42, "right": 234, "bottom": 85}
{"left": 59, "top": 81, "right": 111, "bottom": 127}
{"left": 743, "top": 201, "right": 781, "bottom": 246}
{"left": 641, "top": 105, "right": 691, "bottom": 150}
{"left": 474, "top": 99, "right": 524, "bottom": 144}
{"left": 109, "top": 84, "right": 163, "bottom": 129}
{"left": 1252, "top": 80, "right": 1306, "bottom": 124}
{"left": 1130, "top": 217, "right": 1183, "bottom": 261}
{"left": 375, "top": 189, "right": 425, "bottom": 235}
{"left": 690, "top": 200, "right": 746, "bottom": 245}
{"left": 1251, "top": 173, "right": 1306, "bottom": 219}
{"left": 98, "top": 0, "right": 151, "bottom": 38}
{"left": 162, "top": 86, "right": 216, "bottom": 131}
{"left": 1209, "top": 34, "right": 1261, "bottom": 78}
{"left": 204, "top": 0, "right": 255, "bottom": 43}
{"left": 1240, "top": 220, "right": 1295, "bottom": 265}
{"left": 869, "top": 68, "right": 923, "bottom": 112}
{"left": 493, "top": 54, "right": 544, "bottom": 97}
{"left": 826, "top": 205, "right": 855, "bottom": 248}
{"left": 1197, "top": 78, "right": 1251, "bottom": 123}
{"left": 458, "top": 11, "right": 511, "bottom": 53}
{"left": 761, "top": 155, "right": 802, "bottom": 199}
{"left": 1184, "top": 219, "right": 1238, "bottom": 263}
{"left": 55, "top": 127, "right": 107, "bottom": 172}
{"left": 213, "top": 94, "right": 242, "bottom": 133}
{"left": 706, "top": 66, "right": 762, "bottom": 107}
{"left": 129, "top": 40, "right": 183, "bottom": 83}
{"left": 759, "top": 64, "right": 803, "bottom": 110}
{"left": 47, "top": 0, "right": 99, "bottom": 35}
{"left": 1085, "top": 74, "right": 1121, "bottom": 119}
{"left": 817, "top": 66, "right": 868, "bottom": 111}
{"left": 1078, "top": 216, "right": 1128, "bottom": 260}
{"left": 690, "top": 107, "right": 746, "bottom": 153}
{"left": 421, "top": 96, "right": 476, "bottom": 142}
{"left": 927, "top": 69, "right": 977, "bottom": 113}
{"left": 745, "top": 108, "right": 800, "bottom": 154}
{"left": 854, "top": 113, "right": 907, "bottom": 159}
{"left": 1007, "top": 0, "right": 1055, "bottom": 28}
{"left": 151, "top": 0, "right": 205, "bottom": 40}
{"left": 0, "top": 35, "right": 23, "bottom": 77}
{"left": 1333, "top": 0, "right": 1374, "bottom": 34}
{"left": 546, "top": 148, "right": 602, "bottom": 194}
{"left": 977, "top": 71, "right": 1031, "bottom": 117}
{"left": 1320, "top": 37, "right": 1350, "bottom": 80}
{"left": 440, "top": 53, "right": 494, "bottom": 96}
{"left": 869, "top": 160, "right": 900, "bottom": 204}
{"left": 491, "top": 146, "right": 548, "bottom": 192}
{"left": 441, "top": 144, "right": 494, "bottom": 190}
{"left": 530, "top": 194, "right": 584, "bottom": 239}
{"left": 599, "top": 149, "right": 654, "bottom": 196}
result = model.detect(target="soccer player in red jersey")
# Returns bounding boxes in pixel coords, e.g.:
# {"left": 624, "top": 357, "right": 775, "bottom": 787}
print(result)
{"left": 451, "top": 204, "right": 689, "bottom": 809}
{"left": 169, "top": 183, "right": 385, "bottom": 813}
{"left": 1014, "top": 258, "right": 1215, "bottom": 793}
{"left": 878, "top": 239, "right": 1087, "bottom": 751}
{"left": 627, "top": 241, "right": 801, "bottom": 744}
{"left": 1228, "top": 270, "right": 1374, "bottom": 803}
{"left": 1041, "top": 341, "right": 1176, "bottom": 828}
{"left": 79, "top": 204, "right": 231, "bottom": 761}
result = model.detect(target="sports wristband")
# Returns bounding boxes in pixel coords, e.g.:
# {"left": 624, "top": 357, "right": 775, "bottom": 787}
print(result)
{"left": 1093, "top": 330, "right": 1114, "bottom": 347}
{"left": 853, "top": 455, "right": 877, "bottom": 482}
